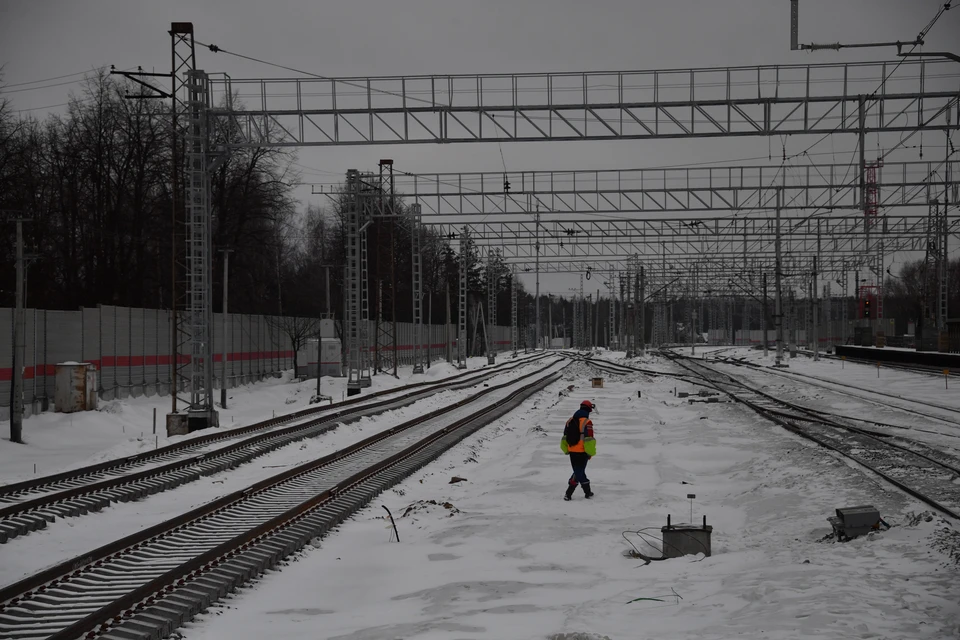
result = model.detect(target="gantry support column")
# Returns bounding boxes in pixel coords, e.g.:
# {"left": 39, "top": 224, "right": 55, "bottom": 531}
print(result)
{"left": 511, "top": 266, "right": 518, "bottom": 355}
{"left": 411, "top": 204, "right": 425, "bottom": 374}
{"left": 774, "top": 188, "right": 787, "bottom": 367}
{"left": 486, "top": 251, "right": 498, "bottom": 364}
{"left": 457, "top": 226, "right": 469, "bottom": 369}
{"left": 346, "top": 170, "right": 373, "bottom": 395}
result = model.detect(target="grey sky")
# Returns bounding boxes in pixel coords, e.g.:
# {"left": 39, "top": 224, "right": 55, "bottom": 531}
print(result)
{"left": 1, "top": 0, "right": 957, "bottom": 297}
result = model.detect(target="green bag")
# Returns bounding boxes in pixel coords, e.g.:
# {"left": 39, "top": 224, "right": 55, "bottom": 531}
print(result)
{"left": 584, "top": 437, "right": 597, "bottom": 457}
{"left": 560, "top": 437, "right": 569, "bottom": 454}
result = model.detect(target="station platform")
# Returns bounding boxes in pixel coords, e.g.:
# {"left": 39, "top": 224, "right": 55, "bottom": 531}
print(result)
{"left": 835, "top": 345, "right": 960, "bottom": 369}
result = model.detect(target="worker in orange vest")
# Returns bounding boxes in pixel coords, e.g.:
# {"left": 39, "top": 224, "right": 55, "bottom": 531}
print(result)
{"left": 560, "top": 400, "right": 596, "bottom": 500}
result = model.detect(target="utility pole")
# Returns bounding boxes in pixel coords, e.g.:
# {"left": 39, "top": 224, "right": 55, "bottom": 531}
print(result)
{"left": 941, "top": 122, "right": 951, "bottom": 342}
{"left": 219, "top": 249, "right": 233, "bottom": 408}
{"left": 775, "top": 188, "right": 787, "bottom": 367}
{"left": 547, "top": 296, "right": 553, "bottom": 349}
{"left": 762, "top": 272, "right": 769, "bottom": 357}
{"left": 3, "top": 211, "right": 28, "bottom": 443}
{"left": 445, "top": 282, "right": 452, "bottom": 363}
{"left": 812, "top": 256, "right": 819, "bottom": 361}
{"left": 594, "top": 291, "right": 601, "bottom": 349}
{"left": 534, "top": 203, "right": 541, "bottom": 351}
{"left": 638, "top": 265, "right": 645, "bottom": 355}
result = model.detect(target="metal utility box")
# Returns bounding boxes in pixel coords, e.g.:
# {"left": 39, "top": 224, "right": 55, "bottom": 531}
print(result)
{"left": 297, "top": 338, "right": 343, "bottom": 379}
{"left": 661, "top": 518, "right": 713, "bottom": 558}
{"left": 828, "top": 505, "right": 881, "bottom": 541}
{"left": 591, "top": 377, "right": 604, "bottom": 388}
{"left": 54, "top": 362, "right": 98, "bottom": 413}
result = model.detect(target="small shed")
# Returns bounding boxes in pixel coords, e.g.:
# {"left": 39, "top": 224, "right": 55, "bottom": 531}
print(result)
{"left": 54, "top": 362, "right": 98, "bottom": 413}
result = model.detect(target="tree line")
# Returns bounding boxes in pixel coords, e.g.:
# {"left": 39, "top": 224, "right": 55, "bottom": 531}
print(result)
{"left": 2, "top": 71, "right": 953, "bottom": 348}
{"left": 0, "top": 70, "right": 535, "bottom": 345}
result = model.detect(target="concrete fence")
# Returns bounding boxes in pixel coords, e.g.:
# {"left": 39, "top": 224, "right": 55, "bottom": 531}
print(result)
{"left": 1, "top": 306, "right": 515, "bottom": 418}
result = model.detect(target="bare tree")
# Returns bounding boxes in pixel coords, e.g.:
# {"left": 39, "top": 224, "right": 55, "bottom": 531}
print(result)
{"left": 265, "top": 315, "right": 322, "bottom": 375}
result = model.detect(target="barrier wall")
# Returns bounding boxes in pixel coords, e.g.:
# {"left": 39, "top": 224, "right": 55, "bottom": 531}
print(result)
{"left": 1, "top": 306, "right": 517, "bottom": 417}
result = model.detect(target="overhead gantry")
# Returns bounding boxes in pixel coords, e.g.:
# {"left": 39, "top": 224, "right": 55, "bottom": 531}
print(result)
{"left": 121, "top": 21, "right": 959, "bottom": 401}
{"left": 207, "top": 59, "right": 959, "bottom": 146}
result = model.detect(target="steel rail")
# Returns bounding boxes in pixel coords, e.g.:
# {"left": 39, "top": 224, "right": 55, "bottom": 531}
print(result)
{"left": 0, "top": 360, "right": 566, "bottom": 640}
{"left": 0, "top": 353, "right": 544, "bottom": 501}
{"left": 0, "top": 354, "right": 549, "bottom": 544}
{"left": 665, "top": 352, "right": 960, "bottom": 522}
{"left": 714, "top": 354, "right": 960, "bottom": 423}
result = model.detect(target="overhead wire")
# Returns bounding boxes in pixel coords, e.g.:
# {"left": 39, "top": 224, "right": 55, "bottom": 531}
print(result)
{"left": 0, "top": 68, "right": 100, "bottom": 88}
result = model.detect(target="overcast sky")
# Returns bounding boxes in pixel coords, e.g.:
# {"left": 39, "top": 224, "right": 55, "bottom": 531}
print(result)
{"left": 1, "top": 0, "right": 957, "bottom": 296}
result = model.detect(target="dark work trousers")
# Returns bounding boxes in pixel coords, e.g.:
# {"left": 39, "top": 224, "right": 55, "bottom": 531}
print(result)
{"left": 568, "top": 452, "right": 591, "bottom": 491}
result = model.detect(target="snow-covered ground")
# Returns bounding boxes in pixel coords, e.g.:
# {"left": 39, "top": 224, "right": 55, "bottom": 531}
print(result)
{"left": 706, "top": 346, "right": 959, "bottom": 411}
{"left": 0, "top": 357, "right": 506, "bottom": 486}
{"left": 687, "top": 347, "right": 960, "bottom": 451}
{"left": 170, "top": 356, "right": 959, "bottom": 640}
{"left": 0, "top": 356, "right": 560, "bottom": 589}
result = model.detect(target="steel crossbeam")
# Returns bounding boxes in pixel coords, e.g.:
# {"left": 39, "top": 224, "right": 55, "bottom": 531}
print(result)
{"left": 396, "top": 160, "right": 960, "bottom": 219}
{"left": 510, "top": 254, "right": 864, "bottom": 278}
{"left": 449, "top": 213, "right": 957, "bottom": 260}
{"left": 429, "top": 212, "right": 950, "bottom": 240}
{"left": 208, "top": 60, "right": 959, "bottom": 147}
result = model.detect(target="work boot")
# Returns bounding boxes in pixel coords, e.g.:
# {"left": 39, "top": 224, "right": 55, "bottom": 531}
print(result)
{"left": 564, "top": 484, "right": 576, "bottom": 501}
{"left": 582, "top": 482, "right": 593, "bottom": 499}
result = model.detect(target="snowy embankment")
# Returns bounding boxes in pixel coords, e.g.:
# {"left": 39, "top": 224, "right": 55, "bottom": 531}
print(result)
{"left": 175, "top": 357, "right": 960, "bottom": 640}
{"left": 719, "top": 346, "right": 960, "bottom": 412}
{"left": 0, "top": 356, "right": 544, "bottom": 588}
{"left": 0, "top": 358, "right": 491, "bottom": 486}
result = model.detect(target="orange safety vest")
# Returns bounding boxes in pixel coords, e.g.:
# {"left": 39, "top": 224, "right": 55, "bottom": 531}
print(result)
{"left": 565, "top": 416, "right": 592, "bottom": 453}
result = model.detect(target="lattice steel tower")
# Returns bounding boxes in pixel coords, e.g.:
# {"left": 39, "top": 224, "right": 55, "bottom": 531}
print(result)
{"left": 457, "top": 227, "right": 469, "bottom": 369}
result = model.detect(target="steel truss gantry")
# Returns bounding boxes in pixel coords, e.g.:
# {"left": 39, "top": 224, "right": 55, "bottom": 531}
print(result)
{"left": 207, "top": 60, "right": 959, "bottom": 147}
{"left": 438, "top": 212, "right": 956, "bottom": 259}
{"left": 129, "top": 24, "right": 960, "bottom": 406}
{"left": 402, "top": 160, "right": 959, "bottom": 220}
{"left": 510, "top": 253, "right": 863, "bottom": 285}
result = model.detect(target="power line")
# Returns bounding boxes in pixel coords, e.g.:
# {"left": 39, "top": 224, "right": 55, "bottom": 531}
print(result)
{"left": 194, "top": 40, "right": 438, "bottom": 108}
{"left": 1, "top": 78, "right": 93, "bottom": 94}
{"left": 1, "top": 68, "right": 99, "bottom": 89}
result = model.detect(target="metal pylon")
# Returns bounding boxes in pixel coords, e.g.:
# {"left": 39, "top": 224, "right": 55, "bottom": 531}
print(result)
{"left": 374, "top": 163, "right": 398, "bottom": 377}
{"left": 457, "top": 226, "right": 469, "bottom": 369}
{"left": 345, "top": 170, "right": 372, "bottom": 394}
{"left": 607, "top": 277, "right": 616, "bottom": 349}
{"left": 359, "top": 202, "right": 371, "bottom": 385}
{"left": 726, "top": 298, "right": 734, "bottom": 345}
{"left": 617, "top": 273, "right": 630, "bottom": 351}
{"left": 183, "top": 68, "right": 217, "bottom": 424}
{"left": 411, "top": 205, "right": 424, "bottom": 374}
{"left": 473, "top": 303, "right": 487, "bottom": 357}
{"left": 486, "top": 251, "right": 497, "bottom": 364}
{"left": 511, "top": 266, "right": 518, "bottom": 355}
{"left": 634, "top": 262, "right": 644, "bottom": 355}
{"left": 585, "top": 294, "right": 593, "bottom": 351}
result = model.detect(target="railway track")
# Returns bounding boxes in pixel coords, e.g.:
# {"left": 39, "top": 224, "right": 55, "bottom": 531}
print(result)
{"left": 0, "top": 354, "right": 547, "bottom": 545}
{"left": 663, "top": 352, "right": 960, "bottom": 523}
{"left": 0, "top": 358, "right": 567, "bottom": 640}
{"left": 801, "top": 349, "right": 952, "bottom": 378}
{"left": 708, "top": 352, "right": 960, "bottom": 427}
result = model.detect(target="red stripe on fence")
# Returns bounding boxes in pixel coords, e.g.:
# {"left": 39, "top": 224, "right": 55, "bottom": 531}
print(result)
{"left": 0, "top": 350, "right": 297, "bottom": 382}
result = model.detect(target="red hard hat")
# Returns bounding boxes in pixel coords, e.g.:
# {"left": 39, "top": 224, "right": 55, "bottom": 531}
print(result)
{"left": 580, "top": 400, "right": 594, "bottom": 410}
